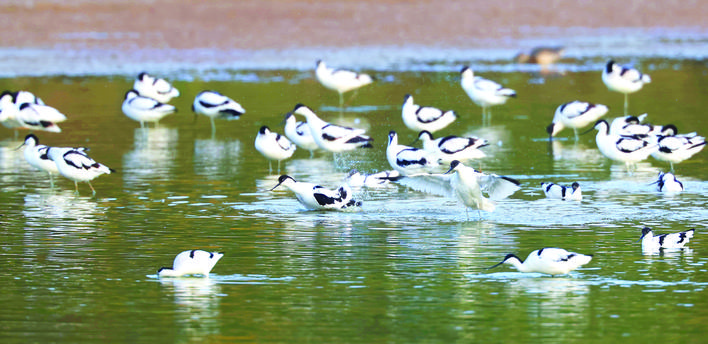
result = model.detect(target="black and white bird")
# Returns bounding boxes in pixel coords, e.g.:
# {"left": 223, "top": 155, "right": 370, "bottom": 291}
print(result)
{"left": 345, "top": 169, "right": 402, "bottom": 188}
{"left": 270, "top": 174, "right": 362, "bottom": 211}
{"left": 601, "top": 60, "right": 651, "bottom": 115}
{"left": 386, "top": 131, "right": 439, "bottom": 176}
{"left": 460, "top": 66, "right": 516, "bottom": 123}
{"left": 315, "top": 60, "right": 373, "bottom": 107}
{"left": 417, "top": 130, "right": 487, "bottom": 164}
{"left": 652, "top": 171, "right": 684, "bottom": 193}
{"left": 401, "top": 94, "right": 457, "bottom": 133}
{"left": 540, "top": 181, "right": 582, "bottom": 201}
{"left": 46, "top": 147, "right": 113, "bottom": 194}
{"left": 0, "top": 90, "right": 67, "bottom": 133}
{"left": 133, "top": 72, "right": 180, "bottom": 103}
{"left": 395, "top": 160, "right": 520, "bottom": 218}
{"left": 192, "top": 91, "right": 245, "bottom": 134}
{"left": 592, "top": 119, "right": 657, "bottom": 172}
{"left": 283, "top": 112, "right": 319, "bottom": 155}
{"left": 488, "top": 248, "right": 593, "bottom": 275}
{"left": 651, "top": 126, "right": 705, "bottom": 171}
{"left": 157, "top": 250, "right": 224, "bottom": 278}
{"left": 639, "top": 227, "right": 694, "bottom": 251}
{"left": 547, "top": 101, "right": 608, "bottom": 140}
{"left": 254, "top": 126, "right": 296, "bottom": 173}
{"left": 608, "top": 114, "right": 660, "bottom": 137}
{"left": 121, "top": 90, "right": 177, "bottom": 128}
{"left": 291, "top": 104, "right": 373, "bottom": 153}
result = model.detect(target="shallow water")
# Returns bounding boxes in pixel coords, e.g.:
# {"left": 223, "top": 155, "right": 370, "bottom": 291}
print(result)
{"left": 1, "top": 59, "right": 707, "bottom": 343}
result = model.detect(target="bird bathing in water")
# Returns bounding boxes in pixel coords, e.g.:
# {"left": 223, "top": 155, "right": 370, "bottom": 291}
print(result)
{"left": 270, "top": 174, "right": 362, "bottom": 211}
{"left": 488, "top": 248, "right": 593, "bottom": 276}
{"left": 639, "top": 227, "right": 694, "bottom": 252}
{"left": 158, "top": 250, "right": 224, "bottom": 278}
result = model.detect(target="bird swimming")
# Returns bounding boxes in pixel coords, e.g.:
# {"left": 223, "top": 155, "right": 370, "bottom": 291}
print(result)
{"left": 488, "top": 247, "right": 593, "bottom": 275}
{"left": 639, "top": 227, "right": 694, "bottom": 251}
{"left": 270, "top": 174, "right": 362, "bottom": 211}
{"left": 540, "top": 181, "right": 582, "bottom": 201}
{"left": 652, "top": 171, "right": 684, "bottom": 193}
{"left": 158, "top": 250, "right": 224, "bottom": 278}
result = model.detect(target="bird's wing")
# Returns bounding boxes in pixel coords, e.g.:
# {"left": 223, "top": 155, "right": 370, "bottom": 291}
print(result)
{"left": 473, "top": 77, "right": 503, "bottom": 92}
{"left": 129, "top": 96, "right": 163, "bottom": 110}
{"left": 438, "top": 136, "right": 476, "bottom": 154}
{"left": 415, "top": 106, "right": 445, "bottom": 123}
{"left": 616, "top": 137, "right": 651, "bottom": 153}
{"left": 198, "top": 91, "right": 230, "bottom": 107}
{"left": 63, "top": 150, "right": 100, "bottom": 170}
{"left": 561, "top": 101, "right": 591, "bottom": 119}
{"left": 320, "top": 124, "right": 365, "bottom": 141}
{"left": 619, "top": 67, "right": 644, "bottom": 83}
{"left": 478, "top": 174, "right": 521, "bottom": 201}
{"left": 537, "top": 247, "right": 573, "bottom": 262}
{"left": 396, "top": 173, "right": 454, "bottom": 198}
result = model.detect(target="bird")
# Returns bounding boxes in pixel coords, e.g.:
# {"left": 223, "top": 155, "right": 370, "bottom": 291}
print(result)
{"left": 401, "top": 94, "right": 457, "bottom": 133}
{"left": 386, "top": 131, "right": 439, "bottom": 176}
{"left": 547, "top": 101, "right": 608, "bottom": 140}
{"left": 460, "top": 66, "right": 516, "bottom": 124}
{"left": 591, "top": 120, "right": 658, "bottom": 172}
{"left": 18, "top": 134, "right": 61, "bottom": 187}
{"left": 192, "top": 90, "right": 245, "bottom": 135}
{"left": 602, "top": 60, "right": 651, "bottom": 115}
{"left": 157, "top": 250, "right": 224, "bottom": 278}
{"left": 394, "top": 160, "right": 520, "bottom": 219}
{"left": 46, "top": 147, "right": 113, "bottom": 194}
{"left": 254, "top": 126, "right": 296, "bottom": 173}
{"left": 283, "top": 112, "right": 319, "bottom": 155}
{"left": 608, "top": 114, "right": 660, "bottom": 137}
{"left": 315, "top": 60, "right": 373, "bottom": 107}
{"left": 291, "top": 104, "right": 373, "bottom": 153}
{"left": 416, "top": 130, "right": 488, "bottom": 163}
{"left": 345, "top": 169, "right": 402, "bottom": 188}
{"left": 270, "top": 174, "right": 362, "bottom": 211}
{"left": 0, "top": 90, "right": 67, "bottom": 133}
{"left": 651, "top": 127, "right": 705, "bottom": 171}
{"left": 639, "top": 227, "right": 694, "bottom": 251}
{"left": 121, "top": 90, "right": 177, "bottom": 128}
{"left": 514, "top": 46, "right": 565, "bottom": 66}
{"left": 540, "top": 181, "right": 582, "bottom": 201}
{"left": 488, "top": 248, "right": 593, "bottom": 275}
{"left": 133, "top": 72, "right": 180, "bottom": 103}
{"left": 652, "top": 171, "right": 684, "bottom": 193}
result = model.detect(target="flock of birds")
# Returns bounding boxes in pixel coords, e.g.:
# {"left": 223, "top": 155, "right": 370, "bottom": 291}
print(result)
{"left": 1, "top": 52, "right": 704, "bottom": 276}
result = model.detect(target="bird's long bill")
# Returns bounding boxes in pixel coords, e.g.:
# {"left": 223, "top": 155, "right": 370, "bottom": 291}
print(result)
{"left": 579, "top": 126, "right": 595, "bottom": 136}
{"left": 487, "top": 260, "right": 506, "bottom": 270}
{"left": 444, "top": 164, "right": 456, "bottom": 174}
{"left": 270, "top": 181, "right": 284, "bottom": 191}
{"left": 279, "top": 112, "right": 293, "bottom": 126}
{"left": 408, "top": 137, "right": 420, "bottom": 146}
{"left": 14, "top": 142, "right": 26, "bottom": 151}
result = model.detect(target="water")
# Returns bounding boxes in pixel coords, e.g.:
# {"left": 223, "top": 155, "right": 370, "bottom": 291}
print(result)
{"left": 1, "top": 59, "right": 707, "bottom": 343}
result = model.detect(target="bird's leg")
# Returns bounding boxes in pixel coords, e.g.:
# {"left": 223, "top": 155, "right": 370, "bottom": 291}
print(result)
{"left": 268, "top": 161, "right": 273, "bottom": 174}
{"left": 624, "top": 93, "right": 629, "bottom": 116}
{"left": 210, "top": 119, "right": 216, "bottom": 138}
{"left": 573, "top": 128, "right": 579, "bottom": 141}
{"left": 669, "top": 162, "right": 675, "bottom": 173}
{"left": 140, "top": 121, "right": 145, "bottom": 129}
{"left": 49, "top": 173, "right": 54, "bottom": 188}
{"left": 88, "top": 181, "right": 96, "bottom": 195}
{"left": 74, "top": 181, "right": 80, "bottom": 194}
{"left": 277, "top": 160, "right": 281, "bottom": 174}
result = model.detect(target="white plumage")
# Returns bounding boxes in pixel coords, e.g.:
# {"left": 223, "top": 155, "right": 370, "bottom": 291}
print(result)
{"left": 386, "top": 131, "right": 439, "bottom": 176}
{"left": 283, "top": 112, "right": 319, "bottom": 153}
{"left": 315, "top": 60, "right": 373, "bottom": 107}
{"left": 0, "top": 90, "right": 66, "bottom": 133}
{"left": 488, "top": 248, "right": 593, "bottom": 275}
{"left": 601, "top": 60, "right": 651, "bottom": 114}
{"left": 271, "top": 174, "right": 362, "bottom": 211}
{"left": 640, "top": 227, "right": 694, "bottom": 251}
{"left": 20, "top": 134, "right": 59, "bottom": 183}
{"left": 121, "top": 90, "right": 176, "bottom": 128}
{"left": 395, "top": 160, "right": 520, "bottom": 217}
{"left": 460, "top": 66, "right": 516, "bottom": 121}
{"left": 133, "top": 72, "right": 180, "bottom": 103}
{"left": 292, "top": 104, "right": 372, "bottom": 153}
{"left": 653, "top": 172, "right": 684, "bottom": 193}
{"left": 608, "top": 114, "right": 660, "bottom": 137}
{"left": 46, "top": 147, "right": 113, "bottom": 194}
{"left": 651, "top": 127, "right": 705, "bottom": 170}
{"left": 593, "top": 120, "right": 657, "bottom": 171}
{"left": 547, "top": 101, "right": 608, "bottom": 139}
{"left": 540, "top": 181, "right": 582, "bottom": 201}
{"left": 417, "top": 130, "right": 487, "bottom": 163}
{"left": 401, "top": 94, "right": 457, "bottom": 133}
{"left": 158, "top": 250, "right": 224, "bottom": 278}
{"left": 254, "top": 126, "right": 296, "bottom": 172}
{"left": 192, "top": 90, "right": 245, "bottom": 134}
{"left": 345, "top": 169, "right": 401, "bottom": 188}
